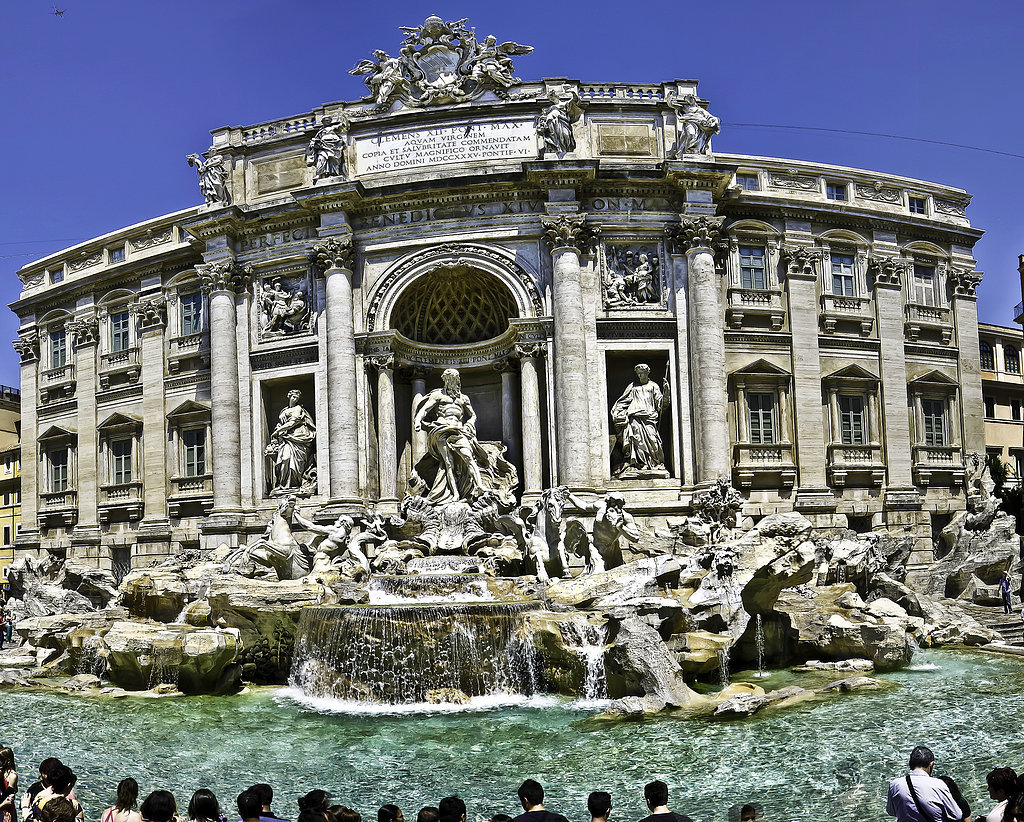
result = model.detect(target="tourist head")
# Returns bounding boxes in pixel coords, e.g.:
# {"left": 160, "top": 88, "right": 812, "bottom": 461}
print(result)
{"left": 141, "top": 790, "right": 178, "bottom": 822}
{"left": 643, "top": 781, "right": 669, "bottom": 810}
{"left": 489, "top": 816, "right": 512, "bottom": 822}
{"left": 298, "top": 790, "right": 330, "bottom": 822}
{"left": 238, "top": 790, "right": 263, "bottom": 822}
{"left": 587, "top": 791, "right": 611, "bottom": 821}
{"left": 438, "top": 796, "right": 466, "bottom": 822}
{"left": 416, "top": 807, "right": 439, "bottom": 822}
{"left": 48, "top": 764, "right": 76, "bottom": 796}
{"left": 937, "top": 776, "right": 970, "bottom": 820}
{"left": 378, "top": 806, "right": 403, "bottom": 822}
{"left": 0, "top": 747, "right": 14, "bottom": 773}
{"left": 333, "top": 807, "right": 361, "bottom": 822}
{"left": 248, "top": 785, "right": 274, "bottom": 812}
{"left": 116, "top": 778, "right": 140, "bottom": 812}
{"left": 988, "top": 767, "right": 1018, "bottom": 800}
{"left": 739, "top": 804, "right": 759, "bottom": 822}
{"left": 188, "top": 789, "right": 221, "bottom": 822}
{"left": 634, "top": 364, "right": 650, "bottom": 383}
{"left": 38, "top": 757, "right": 62, "bottom": 785}
{"left": 517, "top": 781, "right": 543, "bottom": 811}
{"left": 908, "top": 746, "right": 935, "bottom": 772}
{"left": 39, "top": 798, "right": 77, "bottom": 822}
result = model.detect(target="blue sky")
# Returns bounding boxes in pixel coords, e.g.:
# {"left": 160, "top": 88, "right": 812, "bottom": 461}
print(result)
{"left": 1, "top": 0, "right": 1022, "bottom": 388}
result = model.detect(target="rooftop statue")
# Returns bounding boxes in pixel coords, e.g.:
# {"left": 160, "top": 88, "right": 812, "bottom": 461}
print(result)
{"left": 305, "top": 115, "right": 348, "bottom": 182}
{"left": 350, "top": 16, "right": 533, "bottom": 111}
{"left": 186, "top": 148, "right": 231, "bottom": 207}
{"left": 668, "top": 94, "right": 720, "bottom": 156}
{"left": 538, "top": 84, "right": 583, "bottom": 156}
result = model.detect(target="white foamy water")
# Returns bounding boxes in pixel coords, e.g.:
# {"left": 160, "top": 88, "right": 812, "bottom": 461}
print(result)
{"left": 276, "top": 686, "right": 559, "bottom": 715}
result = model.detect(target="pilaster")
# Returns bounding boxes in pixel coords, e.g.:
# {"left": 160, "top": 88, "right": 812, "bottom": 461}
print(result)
{"left": 948, "top": 268, "right": 985, "bottom": 455}
{"left": 68, "top": 316, "right": 99, "bottom": 529}
{"left": 132, "top": 296, "right": 169, "bottom": 524}
{"left": 13, "top": 333, "right": 39, "bottom": 552}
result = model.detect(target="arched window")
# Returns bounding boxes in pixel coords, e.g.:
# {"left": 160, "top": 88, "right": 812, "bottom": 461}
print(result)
{"left": 1006, "top": 345, "right": 1021, "bottom": 374}
{"left": 980, "top": 341, "right": 994, "bottom": 370}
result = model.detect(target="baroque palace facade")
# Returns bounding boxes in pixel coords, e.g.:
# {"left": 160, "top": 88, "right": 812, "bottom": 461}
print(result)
{"left": 11, "top": 18, "right": 985, "bottom": 571}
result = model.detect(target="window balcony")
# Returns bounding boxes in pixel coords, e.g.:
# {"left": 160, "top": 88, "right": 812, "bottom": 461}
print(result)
{"left": 733, "top": 442, "right": 797, "bottom": 488}
{"left": 820, "top": 294, "right": 873, "bottom": 335}
{"left": 99, "top": 346, "right": 141, "bottom": 389}
{"left": 726, "top": 287, "right": 785, "bottom": 331}
{"left": 827, "top": 443, "right": 885, "bottom": 487}
{"left": 167, "top": 332, "right": 210, "bottom": 375}
{"left": 98, "top": 481, "right": 144, "bottom": 522}
{"left": 912, "top": 444, "right": 965, "bottom": 486}
{"left": 905, "top": 303, "right": 952, "bottom": 344}
{"left": 168, "top": 473, "right": 214, "bottom": 518}
{"left": 39, "top": 363, "right": 76, "bottom": 404}
{"left": 38, "top": 489, "right": 78, "bottom": 528}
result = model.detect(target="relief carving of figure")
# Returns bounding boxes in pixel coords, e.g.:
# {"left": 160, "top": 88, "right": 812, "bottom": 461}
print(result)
{"left": 604, "top": 246, "right": 661, "bottom": 307}
{"left": 538, "top": 84, "right": 582, "bottom": 156}
{"left": 260, "top": 278, "right": 310, "bottom": 335}
{"left": 669, "top": 94, "right": 720, "bottom": 156}
{"left": 187, "top": 149, "right": 231, "bottom": 206}
{"left": 305, "top": 116, "right": 348, "bottom": 181}
{"left": 611, "top": 364, "right": 670, "bottom": 478}
{"left": 265, "top": 389, "right": 317, "bottom": 496}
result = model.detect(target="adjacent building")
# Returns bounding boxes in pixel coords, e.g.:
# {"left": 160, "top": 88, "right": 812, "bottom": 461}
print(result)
{"left": 0, "top": 386, "right": 21, "bottom": 583}
{"left": 979, "top": 321, "right": 1024, "bottom": 481}
{"left": 9, "top": 18, "right": 987, "bottom": 574}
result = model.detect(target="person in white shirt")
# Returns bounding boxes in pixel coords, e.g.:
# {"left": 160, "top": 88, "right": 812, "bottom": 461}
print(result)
{"left": 982, "top": 768, "right": 1018, "bottom": 822}
{"left": 886, "top": 746, "right": 965, "bottom": 822}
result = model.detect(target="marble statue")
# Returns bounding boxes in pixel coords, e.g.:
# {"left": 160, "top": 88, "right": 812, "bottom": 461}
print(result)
{"left": 351, "top": 49, "right": 409, "bottom": 108}
{"left": 464, "top": 34, "right": 533, "bottom": 89}
{"left": 232, "top": 496, "right": 311, "bottom": 580}
{"left": 669, "top": 94, "right": 720, "bottom": 156}
{"left": 305, "top": 116, "right": 348, "bottom": 182}
{"left": 538, "top": 84, "right": 582, "bottom": 156}
{"left": 604, "top": 245, "right": 661, "bottom": 306}
{"left": 693, "top": 479, "right": 744, "bottom": 542}
{"left": 611, "top": 364, "right": 670, "bottom": 478}
{"left": 187, "top": 149, "right": 231, "bottom": 206}
{"left": 265, "top": 390, "right": 317, "bottom": 496}
{"left": 260, "top": 278, "right": 310, "bottom": 335}
{"left": 525, "top": 486, "right": 591, "bottom": 581}
{"left": 295, "top": 510, "right": 387, "bottom": 580}
{"left": 589, "top": 492, "right": 642, "bottom": 572}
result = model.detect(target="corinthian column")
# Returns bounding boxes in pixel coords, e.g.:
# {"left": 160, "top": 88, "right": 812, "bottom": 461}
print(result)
{"left": 312, "top": 237, "right": 360, "bottom": 501}
{"left": 514, "top": 341, "right": 546, "bottom": 494}
{"left": 199, "top": 260, "right": 251, "bottom": 514}
{"left": 674, "top": 216, "right": 730, "bottom": 482}
{"left": 541, "top": 214, "right": 596, "bottom": 487}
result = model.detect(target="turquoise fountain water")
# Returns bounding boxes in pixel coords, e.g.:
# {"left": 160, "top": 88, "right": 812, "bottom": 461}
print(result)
{"left": 2, "top": 650, "right": 1022, "bottom": 822}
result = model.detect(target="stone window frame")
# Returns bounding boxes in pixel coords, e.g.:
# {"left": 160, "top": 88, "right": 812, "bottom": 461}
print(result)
{"left": 729, "top": 360, "right": 793, "bottom": 447}
{"left": 167, "top": 401, "right": 213, "bottom": 486}
{"left": 825, "top": 181, "right": 848, "bottom": 202}
{"left": 980, "top": 340, "right": 995, "bottom": 370}
{"left": 36, "top": 310, "right": 73, "bottom": 371}
{"left": 1005, "top": 345, "right": 1021, "bottom": 375}
{"left": 908, "top": 194, "right": 928, "bottom": 215}
{"left": 37, "top": 425, "right": 77, "bottom": 496}
{"left": 165, "top": 270, "right": 209, "bottom": 339}
{"left": 96, "top": 413, "right": 143, "bottom": 490}
{"left": 725, "top": 220, "right": 782, "bottom": 292}
{"left": 822, "top": 365, "right": 881, "bottom": 447}
{"left": 908, "top": 371, "right": 960, "bottom": 450}
{"left": 984, "top": 395, "right": 996, "bottom": 419}
{"left": 815, "top": 230, "right": 870, "bottom": 299}
{"left": 735, "top": 171, "right": 760, "bottom": 191}
{"left": 97, "top": 289, "right": 140, "bottom": 356}
{"left": 108, "top": 245, "right": 126, "bottom": 265}
{"left": 900, "top": 242, "right": 950, "bottom": 308}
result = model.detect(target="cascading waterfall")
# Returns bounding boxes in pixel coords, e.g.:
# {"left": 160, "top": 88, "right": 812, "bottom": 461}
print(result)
{"left": 717, "top": 646, "right": 731, "bottom": 689}
{"left": 148, "top": 641, "right": 181, "bottom": 689}
{"left": 755, "top": 613, "right": 767, "bottom": 678}
{"left": 559, "top": 619, "right": 608, "bottom": 700}
{"left": 836, "top": 563, "right": 847, "bottom": 584}
{"left": 290, "top": 602, "right": 542, "bottom": 704}
{"left": 74, "top": 636, "right": 107, "bottom": 678}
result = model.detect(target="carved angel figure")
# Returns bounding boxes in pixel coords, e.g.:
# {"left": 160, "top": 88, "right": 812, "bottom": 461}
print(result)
{"left": 187, "top": 150, "right": 231, "bottom": 206}
{"left": 538, "top": 84, "right": 581, "bottom": 155}
{"left": 305, "top": 116, "right": 347, "bottom": 181}
{"left": 350, "top": 49, "right": 408, "bottom": 107}
{"left": 465, "top": 35, "right": 533, "bottom": 89}
{"left": 670, "top": 94, "right": 720, "bottom": 156}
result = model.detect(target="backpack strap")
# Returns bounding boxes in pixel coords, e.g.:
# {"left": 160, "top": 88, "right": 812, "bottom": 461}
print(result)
{"left": 905, "top": 775, "right": 946, "bottom": 822}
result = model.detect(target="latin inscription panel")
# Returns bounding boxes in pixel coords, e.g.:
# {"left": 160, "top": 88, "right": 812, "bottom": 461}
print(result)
{"left": 354, "top": 121, "right": 537, "bottom": 175}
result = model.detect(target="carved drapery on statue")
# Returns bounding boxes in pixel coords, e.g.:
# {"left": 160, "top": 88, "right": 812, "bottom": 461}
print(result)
{"left": 611, "top": 363, "right": 670, "bottom": 478}
{"left": 259, "top": 276, "right": 312, "bottom": 337}
{"left": 265, "top": 389, "right": 317, "bottom": 497}
{"left": 538, "top": 84, "right": 582, "bottom": 156}
{"left": 350, "top": 16, "right": 533, "bottom": 111}
{"left": 668, "top": 94, "right": 720, "bottom": 157}
{"left": 187, "top": 148, "right": 231, "bottom": 207}
{"left": 306, "top": 116, "right": 349, "bottom": 182}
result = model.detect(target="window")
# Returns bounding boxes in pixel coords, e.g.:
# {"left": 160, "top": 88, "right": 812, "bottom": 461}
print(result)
{"left": 3, "top": 527, "right": 9, "bottom": 546}
{"left": 2, "top": 493, "right": 9, "bottom": 507}
{"left": 826, "top": 182, "right": 847, "bottom": 201}
{"left": 183, "top": 428, "right": 206, "bottom": 477}
{"left": 980, "top": 341, "right": 995, "bottom": 370}
{"left": 110, "top": 310, "right": 130, "bottom": 352}
{"left": 50, "top": 448, "right": 69, "bottom": 493}
{"left": 180, "top": 293, "right": 203, "bottom": 336}
{"left": 912, "top": 265, "right": 938, "bottom": 306}
{"left": 1014, "top": 400, "right": 1022, "bottom": 422}
{"left": 830, "top": 253, "right": 856, "bottom": 297}
{"left": 748, "top": 393, "right": 776, "bottom": 444}
{"left": 50, "top": 268, "right": 64, "bottom": 284}
{"left": 922, "top": 399, "right": 947, "bottom": 446}
{"left": 909, "top": 196, "right": 926, "bottom": 214}
{"left": 2, "top": 457, "right": 9, "bottom": 473}
{"left": 985, "top": 396, "right": 996, "bottom": 418}
{"left": 736, "top": 173, "right": 760, "bottom": 191}
{"left": 50, "top": 330, "right": 67, "bottom": 369}
{"left": 1007, "top": 346, "right": 1021, "bottom": 374}
{"left": 110, "top": 438, "right": 133, "bottom": 485}
{"left": 839, "top": 396, "right": 867, "bottom": 445}
{"left": 109, "top": 246, "right": 125, "bottom": 264}
{"left": 738, "top": 246, "right": 767, "bottom": 290}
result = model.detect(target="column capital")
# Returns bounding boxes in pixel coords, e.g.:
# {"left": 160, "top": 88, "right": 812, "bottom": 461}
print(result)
{"left": 947, "top": 267, "right": 982, "bottom": 299}
{"left": 781, "top": 245, "right": 820, "bottom": 280}
{"left": 399, "top": 364, "right": 432, "bottom": 382}
{"left": 492, "top": 356, "right": 519, "bottom": 374}
{"left": 365, "top": 352, "right": 395, "bottom": 373}
{"left": 867, "top": 255, "right": 908, "bottom": 289}
{"left": 541, "top": 214, "right": 599, "bottom": 253}
{"left": 514, "top": 341, "right": 547, "bottom": 360}
{"left": 67, "top": 317, "right": 99, "bottom": 348}
{"left": 312, "top": 236, "right": 356, "bottom": 274}
{"left": 13, "top": 331, "right": 39, "bottom": 363}
{"left": 198, "top": 260, "right": 252, "bottom": 294}
{"left": 131, "top": 297, "right": 167, "bottom": 331}
{"left": 670, "top": 215, "right": 726, "bottom": 254}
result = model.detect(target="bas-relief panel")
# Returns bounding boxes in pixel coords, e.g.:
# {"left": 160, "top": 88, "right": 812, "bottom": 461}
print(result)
{"left": 599, "top": 242, "right": 668, "bottom": 310}
{"left": 256, "top": 272, "right": 315, "bottom": 340}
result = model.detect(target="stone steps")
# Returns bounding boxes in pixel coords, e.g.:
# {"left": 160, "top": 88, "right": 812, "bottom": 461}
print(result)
{"left": 957, "top": 602, "right": 1024, "bottom": 645}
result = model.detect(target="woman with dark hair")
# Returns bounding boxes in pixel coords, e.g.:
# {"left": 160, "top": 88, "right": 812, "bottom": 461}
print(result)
{"left": 296, "top": 791, "right": 328, "bottom": 822}
{"left": 0, "top": 748, "right": 17, "bottom": 822}
{"left": 187, "top": 790, "right": 224, "bottom": 822}
{"left": 140, "top": 791, "right": 178, "bottom": 822}
{"left": 377, "top": 806, "right": 403, "bottom": 822}
{"left": 22, "top": 759, "right": 61, "bottom": 820}
{"left": 102, "top": 779, "right": 142, "bottom": 822}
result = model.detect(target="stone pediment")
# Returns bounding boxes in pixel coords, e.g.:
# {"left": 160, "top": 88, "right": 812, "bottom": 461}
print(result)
{"left": 908, "top": 369, "right": 958, "bottom": 387}
{"left": 38, "top": 424, "right": 76, "bottom": 443}
{"left": 730, "top": 359, "right": 791, "bottom": 378}
{"left": 167, "top": 400, "right": 211, "bottom": 422}
{"left": 823, "top": 363, "right": 879, "bottom": 383}
{"left": 97, "top": 412, "right": 143, "bottom": 432}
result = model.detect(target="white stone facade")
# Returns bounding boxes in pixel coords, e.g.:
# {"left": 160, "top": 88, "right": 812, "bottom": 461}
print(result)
{"left": 10, "top": 56, "right": 985, "bottom": 571}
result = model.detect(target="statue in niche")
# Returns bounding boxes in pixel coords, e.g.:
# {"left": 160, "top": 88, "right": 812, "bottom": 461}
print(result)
{"left": 260, "top": 278, "right": 310, "bottom": 335}
{"left": 669, "top": 94, "right": 720, "bottom": 156}
{"left": 538, "top": 84, "right": 582, "bottom": 156}
{"left": 305, "top": 116, "right": 348, "bottom": 182}
{"left": 611, "top": 363, "right": 670, "bottom": 478}
{"left": 411, "top": 368, "right": 516, "bottom": 505}
{"left": 187, "top": 149, "right": 231, "bottom": 206}
{"left": 266, "top": 389, "right": 317, "bottom": 496}
{"left": 603, "top": 245, "right": 661, "bottom": 307}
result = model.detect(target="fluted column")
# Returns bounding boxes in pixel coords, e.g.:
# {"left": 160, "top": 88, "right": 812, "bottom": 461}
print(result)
{"left": 312, "top": 237, "right": 360, "bottom": 500}
{"left": 515, "top": 342, "right": 546, "bottom": 494}
{"left": 199, "top": 261, "right": 250, "bottom": 514}
{"left": 132, "top": 297, "right": 169, "bottom": 523}
{"left": 541, "top": 215, "right": 596, "bottom": 487}
{"left": 674, "top": 216, "right": 730, "bottom": 482}
{"left": 368, "top": 353, "right": 397, "bottom": 503}
{"left": 67, "top": 317, "right": 100, "bottom": 528}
